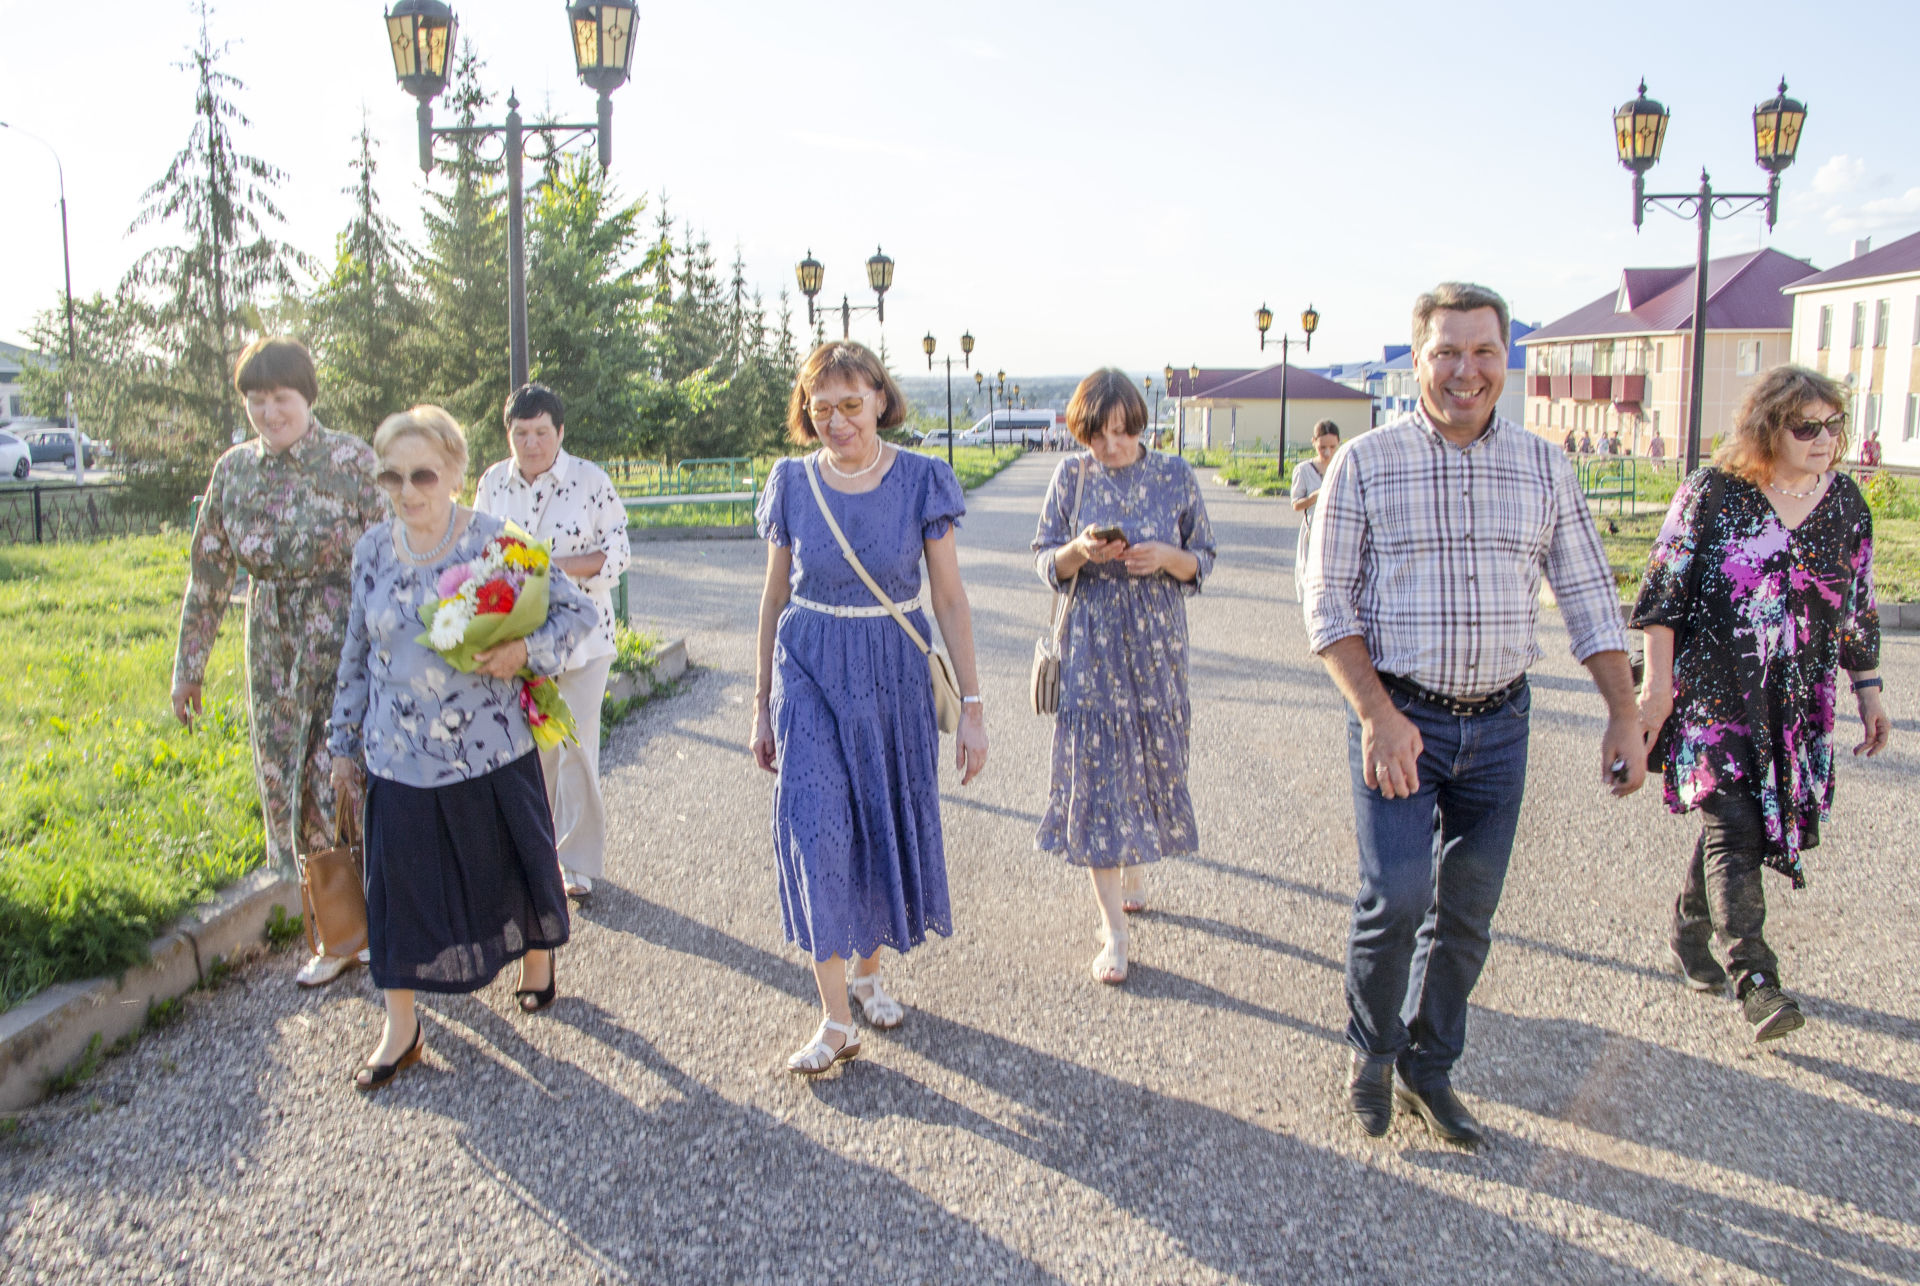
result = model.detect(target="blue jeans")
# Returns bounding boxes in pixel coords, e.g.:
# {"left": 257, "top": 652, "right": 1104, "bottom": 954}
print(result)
{"left": 1344, "top": 682, "right": 1531, "bottom": 1091}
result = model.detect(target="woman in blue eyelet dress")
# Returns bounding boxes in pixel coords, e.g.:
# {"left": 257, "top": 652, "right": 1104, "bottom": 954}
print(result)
{"left": 750, "top": 341, "right": 990, "bottom": 1076}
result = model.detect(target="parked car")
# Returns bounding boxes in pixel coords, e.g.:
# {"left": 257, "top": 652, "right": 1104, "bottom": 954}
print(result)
{"left": 24, "top": 429, "right": 97, "bottom": 468}
{"left": 0, "top": 431, "right": 30, "bottom": 480}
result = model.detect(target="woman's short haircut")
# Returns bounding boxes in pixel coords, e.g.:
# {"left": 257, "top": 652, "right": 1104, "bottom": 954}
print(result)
{"left": 1715, "top": 364, "right": 1849, "bottom": 485}
{"left": 1065, "top": 368, "right": 1148, "bottom": 444}
{"left": 374, "top": 404, "right": 470, "bottom": 482}
{"left": 233, "top": 335, "right": 319, "bottom": 406}
{"left": 504, "top": 382, "right": 565, "bottom": 431}
{"left": 1312, "top": 419, "right": 1340, "bottom": 440}
{"left": 1411, "top": 282, "right": 1511, "bottom": 353}
{"left": 786, "top": 341, "right": 908, "bottom": 443}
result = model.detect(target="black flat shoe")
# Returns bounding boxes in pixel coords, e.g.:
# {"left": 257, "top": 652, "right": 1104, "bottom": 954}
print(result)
{"left": 1348, "top": 1054, "right": 1395, "bottom": 1139}
{"left": 1394, "top": 1077, "right": 1485, "bottom": 1147}
{"left": 354, "top": 1021, "right": 424, "bottom": 1092}
{"left": 516, "top": 952, "right": 558, "bottom": 1014}
{"left": 1668, "top": 939, "right": 1727, "bottom": 993}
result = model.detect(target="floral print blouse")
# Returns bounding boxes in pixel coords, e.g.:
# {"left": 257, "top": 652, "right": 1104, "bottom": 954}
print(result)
{"left": 1632, "top": 468, "right": 1879, "bottom": 886}
{"left": 328, "top": 511, "right": 596, "bottom": 788}
{"left": 473, "top": 449, "right": 630, "bottom": 671}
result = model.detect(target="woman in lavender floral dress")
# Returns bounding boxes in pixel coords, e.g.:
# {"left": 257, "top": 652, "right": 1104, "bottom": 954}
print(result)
{"left": 1033, "top": 369, "right": 1216, "bottom": 984}
{"left": 1634, "top": 366, "right": 1890, "bottom": 1042}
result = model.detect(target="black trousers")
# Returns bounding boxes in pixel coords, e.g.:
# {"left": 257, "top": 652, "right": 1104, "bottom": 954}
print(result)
{"left": 1672, "top": 791, "right": 1779, "bottom": 993}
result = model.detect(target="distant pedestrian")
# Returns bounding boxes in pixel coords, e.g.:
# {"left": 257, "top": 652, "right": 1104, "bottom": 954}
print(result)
{"left": 1032, "top": 369, "right": 1216, "bottom": 983}
{"left": 750, "top": 341, "right": 989, "bottom": 1074}
{"left": 1860, "top": 431, "right": 1881, "bottom": 470}
{"left": 474, "top": 383, "right": 631, "bottom": 902}
{"left": 329, "top": 406, "right": 596, "bottom": 1091}
{"left": 1607, "top": 433, "right": 1622, "bottom": 455}
{"left": 1634, "top": 366, "right": 1888, "bottom": 1042}
{"left": 171, "top": 336, "right": 387, "bottom": 990}
{"left": 1562, "top": 429, "right": 1576, "bottom": 454}
{"left": 1649, "top": 433, "right": 1666, "bottom": 462}
{"left": 1302, "top": 282, "right": 1644, "bottom": 1146}
{"left": 1579, "top": 431, "right": 1594, "bottom": 455}
{"left": 1290, "top": 420, "right": 1340, "bottom": 603}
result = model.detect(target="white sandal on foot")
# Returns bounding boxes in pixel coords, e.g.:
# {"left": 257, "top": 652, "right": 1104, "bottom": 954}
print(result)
{"left": 787, "top": 1018, "right": 861, "bottom": 1076}
{"left": 1090, "top": 934, "right": 1129, "bottom": 985}
{"left": 849, "top": 973, "right": 904, "bottom": 1029}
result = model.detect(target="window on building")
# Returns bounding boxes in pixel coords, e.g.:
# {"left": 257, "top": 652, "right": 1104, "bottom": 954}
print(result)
{"left": 1654, "top": 342, "right": 1664, "bottom": 374}
{"left": 1552, "top": 345, "right": 1571, "bottom": 376}
{"left": 1595, "top": 342, "right": 1614, "bottom": 376}
{"left": 1736, "top": 339, "right": 1762, "bottom": 375}
{"left": 1571, "top": 343, "right": 1593, "bottom": 375}
{"left": 1852, "top": 302, "right": 1866, "bottom": 348}
{"left": 1818, "top": 304, "right": 1832, "bottom": 350}
{"left": 1906, "top": 394, "right": 1918, "bottom": 442}
{"left": 1913, "top": 296, "right": 1920, "bottom": 347}
{"left": 1864, "top": 393, "right": 1882, "bottom": 436}
{"left": 1875, "top": 299, "right": 1890, "bottom": 348}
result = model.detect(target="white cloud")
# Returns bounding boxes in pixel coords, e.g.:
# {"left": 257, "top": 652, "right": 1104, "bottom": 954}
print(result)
{"left": 1823, "top": 188, "right": 1920, "bottom": 238}
{"left": 1812, "top": 153, "right": 1866, "bottom": 196}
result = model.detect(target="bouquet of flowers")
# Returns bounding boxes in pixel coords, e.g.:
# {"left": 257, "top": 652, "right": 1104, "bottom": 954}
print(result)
{"left": 416, "top": 522, "right": 577, "bottom": 750}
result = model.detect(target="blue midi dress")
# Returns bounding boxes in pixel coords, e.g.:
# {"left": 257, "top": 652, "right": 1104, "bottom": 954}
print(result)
{"left": 1032, "top": 449, "right": 1217, "bottom": 868}
{"left": 755, "top": 450, "right": 967, "bottom": 961}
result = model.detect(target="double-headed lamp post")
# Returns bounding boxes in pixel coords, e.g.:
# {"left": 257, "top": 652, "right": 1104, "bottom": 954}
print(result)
{"left": 795, "top": 247, "right": 895, "bottom": 340}
{"left": 1143, "top": 375, "right": 1157, "bottom": 444}
{"left": 1255, "top": 301, "right": 1320, "bottom": 472}
{"left": 1614, "top": 77, "right": 1807, "bottom": 474}
{"left": 384, "top": 0, "right": 637, "bottom": 389}
{"left": 922, "top": 330, "right": 976, "bottom": 467}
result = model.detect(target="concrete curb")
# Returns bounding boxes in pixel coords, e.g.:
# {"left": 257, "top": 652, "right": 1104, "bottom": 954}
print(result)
{"left": 606, "top": 637, "right": 689, "bottom": 705}
{"left": 0, "top": 868, "right": 298, "bottom": 1114}
{"left": 1883, "top": 601, "right": 1920, "bottom": 630}
{"left": 630, "top": 525, "right": 756, "bottom": 543}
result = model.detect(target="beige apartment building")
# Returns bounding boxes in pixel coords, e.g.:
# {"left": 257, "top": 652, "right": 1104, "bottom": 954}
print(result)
{"left": 1783, "top": 229, "right": 1920, "bottom": 466}
{"left": 1166, "top": 364, "right": 1373, "bottom": 453}
{"left": 1518, "top": 248, "right": 1816, "bottom": 458}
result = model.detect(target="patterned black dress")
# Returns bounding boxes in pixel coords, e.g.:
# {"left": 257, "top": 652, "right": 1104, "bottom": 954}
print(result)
{"left": 1631, "top": 468, "right": 1879, "bottom": 887}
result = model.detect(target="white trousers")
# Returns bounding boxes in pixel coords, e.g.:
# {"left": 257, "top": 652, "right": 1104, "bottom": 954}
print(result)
{"left": 541, "top": 654, "right": 615, "bottom": 879}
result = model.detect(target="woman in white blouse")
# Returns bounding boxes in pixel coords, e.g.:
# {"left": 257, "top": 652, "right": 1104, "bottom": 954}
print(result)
{"left": 474, "top": 384, "right": 632, "bottom": 900}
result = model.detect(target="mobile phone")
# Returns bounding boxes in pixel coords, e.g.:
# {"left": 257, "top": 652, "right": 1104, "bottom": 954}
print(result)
{"left": 1090, "top": 524, "right": 1126, "bottom": 544}
{"left": 1609, "top": 757, "right": 1629, "bottom": 785}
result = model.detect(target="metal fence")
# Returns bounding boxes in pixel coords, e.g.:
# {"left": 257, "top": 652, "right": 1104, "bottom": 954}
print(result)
{"left": 0, "top": 484, "right": 172, "bottom": 545}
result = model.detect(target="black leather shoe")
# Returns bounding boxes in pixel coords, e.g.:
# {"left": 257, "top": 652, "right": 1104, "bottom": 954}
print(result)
{"left": 1668, "top": 938, "right": 1727, "bottom": 993}
{"left": 1348, "top": 1054, "right": 1395, "bottom": 1138}
{"left": 1394, "top": 1077, "right": 1485, "bottom": 1147}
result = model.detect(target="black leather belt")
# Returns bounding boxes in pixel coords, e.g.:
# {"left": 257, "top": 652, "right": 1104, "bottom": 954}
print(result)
{"left": 1380, "top": 672, "right": 1526, "bottom": 717}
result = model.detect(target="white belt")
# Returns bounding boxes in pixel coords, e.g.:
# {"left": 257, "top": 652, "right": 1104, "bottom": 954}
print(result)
{"left": 791, "top": 591, "right": 925, "bottom": 619}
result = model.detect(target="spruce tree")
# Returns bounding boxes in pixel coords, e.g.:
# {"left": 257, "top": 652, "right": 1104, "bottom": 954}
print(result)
{"left": 123, "top": 0, "right": 307, "bottom": 481}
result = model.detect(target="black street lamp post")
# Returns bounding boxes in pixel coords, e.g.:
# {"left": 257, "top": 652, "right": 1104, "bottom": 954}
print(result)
{"left": 795, "top": 247, "right": 895, "bottom": 339}
{"left": 923, "top": 330, "right": 975, "bottom": 468}
{"left": 0, "top": 119, "right": 81, "bottom": 477}
{"left": 1614, "top": 78, "right": 1807, "bottom": 474}
{"left": 1255, "top": 301, "right": 1320, "bottom": 473}
{"left": 384, "top": 0, "right": 637, "bottom": 389}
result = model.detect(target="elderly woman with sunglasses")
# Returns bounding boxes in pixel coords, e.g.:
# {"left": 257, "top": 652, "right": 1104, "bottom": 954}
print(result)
{"left": 1634, "top": 366, "right": 1890, "bottom": 1044}
{"left": 328, "top": 406, "right": 596, "bottom": 1091}
{"left": 751, "top": 340, "right": 989, "bottom": 1075}
{"left": 1033, "top": 369, "right": 1216, "bottom": 984}
{"left": 171, "top": 336, "right": 388, "bottom": 989}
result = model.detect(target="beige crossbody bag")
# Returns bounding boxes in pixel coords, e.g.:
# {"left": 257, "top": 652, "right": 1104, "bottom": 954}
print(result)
{"left": 803, "top": 455, "right": 963, "bottom": 734}
{"left": 1030, "top": 457, "right": 1089, "bottom": 716}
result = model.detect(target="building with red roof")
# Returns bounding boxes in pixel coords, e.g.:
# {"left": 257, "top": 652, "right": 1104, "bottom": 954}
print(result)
{"left": 1168, "top": 363, "right": 1373, "bottom": 453}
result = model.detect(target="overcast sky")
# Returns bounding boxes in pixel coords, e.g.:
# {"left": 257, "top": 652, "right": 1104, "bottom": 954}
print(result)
{"left": 2, "top": 0, "right": 1916, "bottom": 377}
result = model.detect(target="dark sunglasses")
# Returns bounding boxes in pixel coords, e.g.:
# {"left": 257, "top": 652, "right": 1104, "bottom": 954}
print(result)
{"left": 376, "top": 467, "right": 441, "bottom": 494}
{"left": 1788, "top": 413, "right": 1847, "bottom": 442}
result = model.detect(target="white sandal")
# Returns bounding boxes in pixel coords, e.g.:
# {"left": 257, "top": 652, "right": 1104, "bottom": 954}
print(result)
{"left": 787, "top": 1018, "right": 861, "bottom": 1076}
{"left": 1090, "top": 934, "right": 1129, "bottom": 985}
{"left": 849, "top": 972, "right": 905, "bottom": 1028}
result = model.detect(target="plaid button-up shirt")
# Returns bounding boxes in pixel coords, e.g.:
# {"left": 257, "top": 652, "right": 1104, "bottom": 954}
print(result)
{"left": 1302, "top": 405, "right": 1628, "bottom": 699}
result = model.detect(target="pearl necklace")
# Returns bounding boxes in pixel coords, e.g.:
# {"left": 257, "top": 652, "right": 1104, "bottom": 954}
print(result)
{"left": 401, "top": 505, "right": 460, "bottom": 563}
{"left": 1766, "top": 473, "right": 1823, "bottom": 501}
{"left": 821, "top": 440, "right": 884, "bottom": 480}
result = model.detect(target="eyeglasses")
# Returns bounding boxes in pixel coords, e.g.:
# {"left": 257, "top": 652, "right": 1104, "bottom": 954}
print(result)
{"left": 809, "top": 392, "right": 877, "bottom": 425}
{"left": 1788, "top": 413, "right": 1847, "bottom": 442}
{"left": 376, "top": 467, "right": 442, "bottom": 494}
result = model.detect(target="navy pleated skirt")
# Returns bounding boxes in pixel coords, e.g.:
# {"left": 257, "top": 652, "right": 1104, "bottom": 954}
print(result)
{"left": 363, "top": 750, "right": 570, "bottom": 994}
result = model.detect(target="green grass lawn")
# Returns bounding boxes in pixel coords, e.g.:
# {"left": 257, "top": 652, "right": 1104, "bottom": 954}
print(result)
{"left": 1598, "top": 511, "right": 1920, "bottom": 604}
{"left": 0, "top": 536, "right": 260, "bottom": 1013}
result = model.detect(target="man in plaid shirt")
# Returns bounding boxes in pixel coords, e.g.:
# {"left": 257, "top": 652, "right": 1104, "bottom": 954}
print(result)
{"left": 1301, "top": 282, "right": 1646, "bottom": 1146}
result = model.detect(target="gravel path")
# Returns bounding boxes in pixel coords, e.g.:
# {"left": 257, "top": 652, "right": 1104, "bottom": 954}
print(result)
{"left": 5, "top": 452, "right": 1918, "bottom": 1284}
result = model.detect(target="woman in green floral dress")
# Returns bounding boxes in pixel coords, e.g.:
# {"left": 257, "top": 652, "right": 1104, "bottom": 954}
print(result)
{"left": 170, "top": 336, "right": 388, "bottom": 988}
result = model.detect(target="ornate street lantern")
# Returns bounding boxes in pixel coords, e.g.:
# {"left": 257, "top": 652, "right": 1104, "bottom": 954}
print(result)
{"left": 794, "top": 251, "right": 824, "bottom": 300}
{"left": 1188, "top": 363, "right": 1199, "bottom": 381}
{"left": 567, "top": 1, "right": 639, "bottom": 94}
{"left": 386, "top": 0, "right": 458, "bottom": 101}
{"left": 1613, "top": 80, "right": 1669, "bottom": 175}
{"left": 1752, "top": 79, "right": 1806, "bottom": 175}
{"left": 865, "top": 247, "right": 895, "bottom": 293}
{"left": 922, "top": 332, "right": 937, "bottom": 368}
{"left": 960, "top": 331, "right": 975, "bottom": 359}
{"left": 1255, "top": 304, "right": 1273, "bottom": 335}
{"left": 1301, "top": 302, "right": 1319, "bottom": 351}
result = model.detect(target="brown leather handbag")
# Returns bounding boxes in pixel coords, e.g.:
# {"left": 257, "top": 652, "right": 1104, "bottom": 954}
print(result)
{"left": 299, "top": 802, "right": 367, "bottom": 959}
{"left": 1031, "top": 458, "right": 1089, "bottom": 716}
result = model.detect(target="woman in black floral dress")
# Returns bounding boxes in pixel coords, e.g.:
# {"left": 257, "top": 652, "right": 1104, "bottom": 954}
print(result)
{"left": 1633, "top": 365, "right": 1890, "bottom": 1042}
